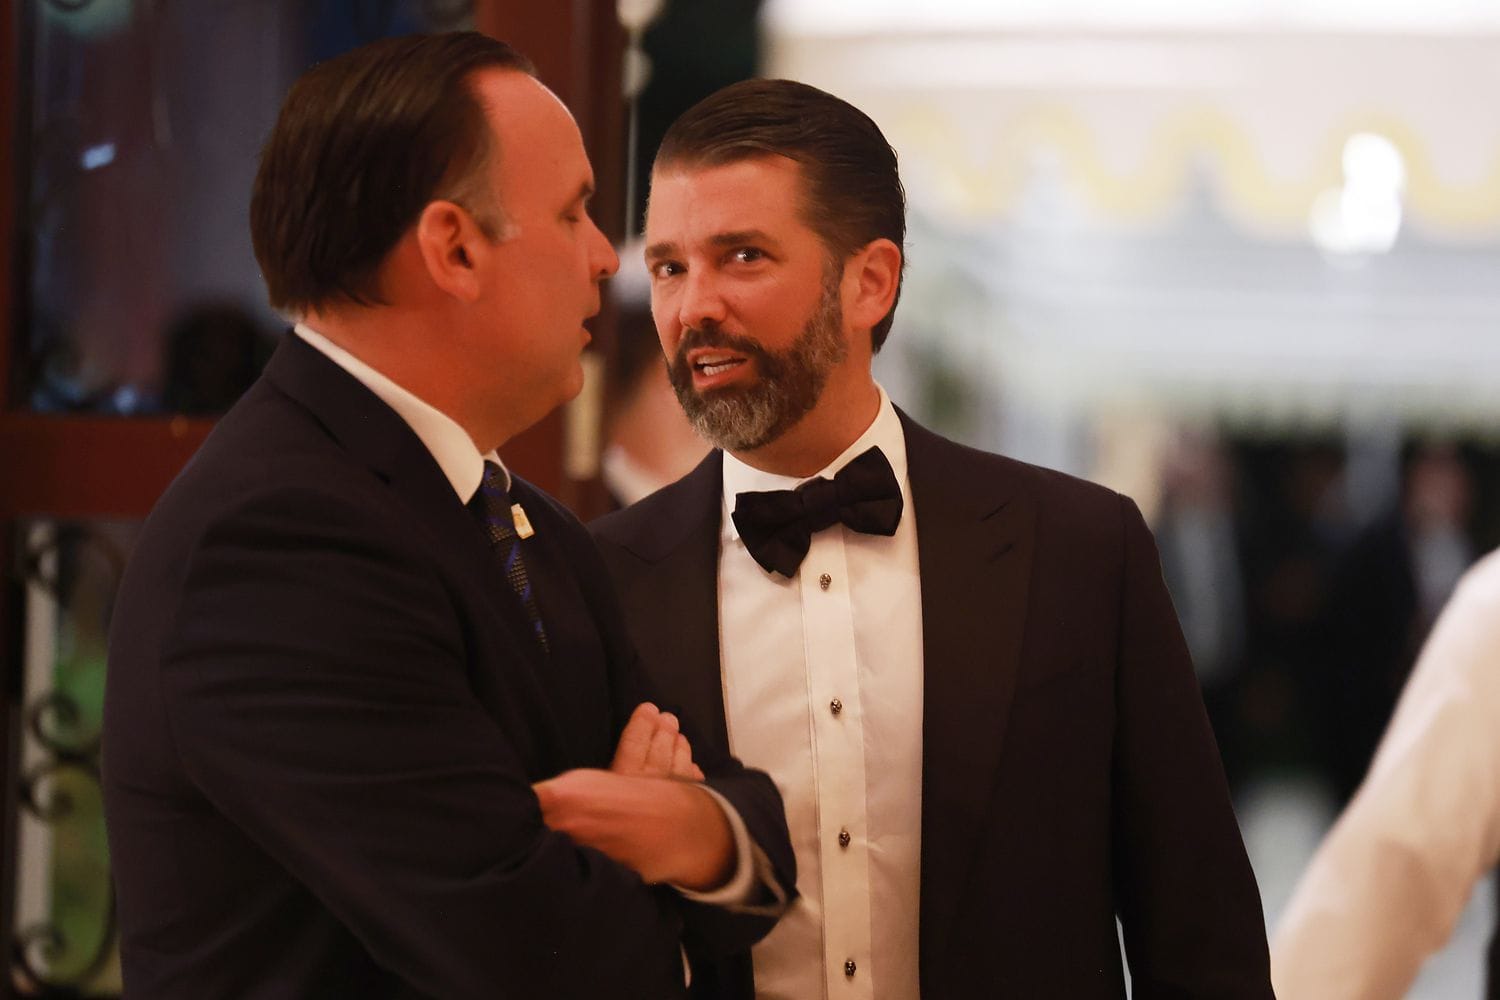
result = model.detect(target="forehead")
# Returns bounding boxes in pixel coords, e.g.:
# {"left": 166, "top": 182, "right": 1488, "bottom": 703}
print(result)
{"left": 646, "top": 155, "right": 813, "bottom": 241}
{"left": 473, "top": 69, "right": 591, "bottom": 206}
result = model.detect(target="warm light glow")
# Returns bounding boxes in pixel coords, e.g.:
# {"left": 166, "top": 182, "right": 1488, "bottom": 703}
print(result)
{"left": 1309, "top": 132, "right": 1405, "bottom": 256}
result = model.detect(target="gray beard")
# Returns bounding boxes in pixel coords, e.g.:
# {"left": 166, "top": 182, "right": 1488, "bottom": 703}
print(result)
{"left": 667, "top": 279, "right": 847, "bottom": 454}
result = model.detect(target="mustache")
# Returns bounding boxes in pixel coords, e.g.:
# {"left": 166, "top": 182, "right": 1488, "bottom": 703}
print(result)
{"left": 671, "top": 323, "right": 774, "bottom": 368}
{"left": 667, "top": 322, "right": 788, "bottom": 397}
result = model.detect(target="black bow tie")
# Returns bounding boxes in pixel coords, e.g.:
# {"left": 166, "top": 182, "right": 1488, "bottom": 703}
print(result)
{"left": 731, "top": 447, "right": 903, "bottom": 577}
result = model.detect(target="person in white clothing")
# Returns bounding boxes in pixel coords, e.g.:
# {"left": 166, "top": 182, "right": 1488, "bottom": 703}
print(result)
{"left": 1273, "top": 546, "right": 1500, "bottom": 1000}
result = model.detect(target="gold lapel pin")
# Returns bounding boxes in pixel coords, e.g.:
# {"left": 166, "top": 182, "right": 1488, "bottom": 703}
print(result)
{"left": 510, "top": 503, "right": 535, "bottom": 539}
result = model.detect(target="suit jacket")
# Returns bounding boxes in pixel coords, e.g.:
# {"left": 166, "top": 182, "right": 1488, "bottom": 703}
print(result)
{"left": 591, "top": 411, "right": 1274, "bottom": 999}
{"left": 103, "top": 333, "right": 794, "bottom": 999}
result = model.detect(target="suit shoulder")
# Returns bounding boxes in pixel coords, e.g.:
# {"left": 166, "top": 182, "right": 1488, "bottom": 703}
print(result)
{"left": 591, "top": 479, "right": 693, "bottom": 542}
{"left": 1017, "top": 455, "right": 1129, "bottom": 521}
{"left": 589, "top": 452, "right": 722, "bottom": 559}
{"left": 1006, "top": 453, "right": 1144, "bottom": 553}
{"left": 910, "top": 422, "right": 1128, "bottom": 523}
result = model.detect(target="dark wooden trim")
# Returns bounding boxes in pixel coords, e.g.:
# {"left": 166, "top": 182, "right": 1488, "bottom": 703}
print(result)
{"left": 573, "top": 0, "right": 629, "bottom": 521}
{"left": 478, "top": 2, "right": 589, "bottom": 116}
{"left": 0, "top": 411, "right": 572, "bottom": 522}
{"left": 478, "top": 2, "right": 627, "bottom": 517}
{"left": 0, "top": 415, "right": 214, "bottom": 520}
{"left": 476, "top": 2, "right": 627, "bottom": 240}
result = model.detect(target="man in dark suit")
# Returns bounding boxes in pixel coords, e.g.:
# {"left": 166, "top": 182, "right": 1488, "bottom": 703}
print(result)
{"left": 103, "top": 34, "right": 793, "bottom": 999}
{"left": 591, "top": 79, "right": 1274, "bottom": 999}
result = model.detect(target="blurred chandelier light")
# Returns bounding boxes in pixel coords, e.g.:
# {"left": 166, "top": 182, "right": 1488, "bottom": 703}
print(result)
{"left": 1309, "top": 132, "right": 1406, "bottom": 257}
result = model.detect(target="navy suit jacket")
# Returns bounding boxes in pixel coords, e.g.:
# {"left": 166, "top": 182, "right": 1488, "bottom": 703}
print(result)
{"left": 590, "top": 412, "right": 1275, "bottom": 999}
{"left": 103, "top": 333, "right": 794, "bottom": 999}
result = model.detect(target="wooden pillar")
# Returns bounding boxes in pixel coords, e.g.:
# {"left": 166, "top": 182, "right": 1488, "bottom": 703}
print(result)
{"left": 478, "top": 2, "right": 628, "bottom": 517}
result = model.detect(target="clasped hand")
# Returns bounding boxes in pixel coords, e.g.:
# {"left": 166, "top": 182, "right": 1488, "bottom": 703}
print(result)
{"left": 532, "top": 703, "right": 733, "bottom": 891}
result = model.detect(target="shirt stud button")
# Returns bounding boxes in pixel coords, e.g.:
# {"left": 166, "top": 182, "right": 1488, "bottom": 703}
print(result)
{"left": 829, "top": 698, "right": 843, "bottom": 716}
{"left": 838, "top": 828, "right": 851, "bottom": 849}
{"left": 844, "top": 959, "right": 857, "bottom": 978}
{"left": 819, "top": 572, "right": 832, "bottom": 590}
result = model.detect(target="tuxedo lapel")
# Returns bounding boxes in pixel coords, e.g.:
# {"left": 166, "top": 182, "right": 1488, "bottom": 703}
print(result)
{"left": 601, "top": 452, "right": 732, "bottom": 758}
{"left": 901, "top": 414, "right": 1036, "bottom": 983}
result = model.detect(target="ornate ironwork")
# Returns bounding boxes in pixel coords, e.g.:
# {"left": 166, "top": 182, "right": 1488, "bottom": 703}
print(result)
{"left": 8, "top": 526, "right": 122, "bottom": 997}
{"left": 10, "top": 700, "right": 116, "bottom": 995}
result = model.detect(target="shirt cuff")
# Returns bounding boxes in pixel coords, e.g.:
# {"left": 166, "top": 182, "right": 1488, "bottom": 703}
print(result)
{"left": 671, "top": 785, "right": 759, "bottom": 906}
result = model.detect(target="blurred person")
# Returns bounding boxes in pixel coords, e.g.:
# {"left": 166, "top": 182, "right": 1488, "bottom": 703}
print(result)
{"left": 1156, "top": 432, "right": 1253, "bottom": 784}
{"left": 592, "top": 78, "right": 1273, "bottom": 999}
{"left": 102, "top": 33, "right": 794, "bottom": 999}
{"left": 1234, "top": 440, "right": 1352, "bottom": 787}
{"left": 160, "top": 300, "right": 273, "bottom": 415}
{"left": 1319, "top": 442, "right": 1475, "bottom": 801}
{"left": 1273, "top": 545, "right": 1500, "bottom": 1000}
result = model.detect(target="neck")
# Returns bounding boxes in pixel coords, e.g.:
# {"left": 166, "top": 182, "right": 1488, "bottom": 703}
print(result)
{"left": 302, "top": 306, "right": 519, "bottom": 453}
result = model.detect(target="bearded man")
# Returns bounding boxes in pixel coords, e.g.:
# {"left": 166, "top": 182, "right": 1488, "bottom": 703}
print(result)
{"left": 590, "top": 78, "right": 1274, "bottom": 1000}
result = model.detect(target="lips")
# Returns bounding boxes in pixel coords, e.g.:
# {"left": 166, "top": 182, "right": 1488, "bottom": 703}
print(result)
{"left": 686, "top": 348, "right": 750, "bottom": 389}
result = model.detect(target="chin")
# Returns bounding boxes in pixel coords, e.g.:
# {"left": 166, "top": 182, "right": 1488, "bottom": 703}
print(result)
{"left": 538, "top": 372, "right": 585, "bottom": 417}
{"left": 562, "top": 364, "right": 587, "bottom": 401}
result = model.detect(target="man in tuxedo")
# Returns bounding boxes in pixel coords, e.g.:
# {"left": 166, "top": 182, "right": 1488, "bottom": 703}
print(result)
{"left": 591, "top": 79, "right": 1274, "bottom": 998}
{"left": 103, "top": 33, "right": 793, "bottom": 999}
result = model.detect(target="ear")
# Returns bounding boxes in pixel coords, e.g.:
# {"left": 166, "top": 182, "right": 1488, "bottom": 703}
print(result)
{"left": 414, "top": 200, "right": 488, "bottom": 302}
{"left": 842, "top": 237, "right": 902, "bottom": 344}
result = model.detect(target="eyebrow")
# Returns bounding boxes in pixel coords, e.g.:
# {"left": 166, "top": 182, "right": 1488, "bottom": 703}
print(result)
{"left": 644, "top": 229, "right": 777, "bottom": 263}
{"left": 644, "top": 240, "right": 679, "bottom": 263}
{"left": 712, "top": 229, "right": 775, "bottom": 249}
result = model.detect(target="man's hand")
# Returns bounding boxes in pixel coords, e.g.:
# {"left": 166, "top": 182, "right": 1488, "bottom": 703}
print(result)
{"left": 611, "top": 702, "right": 704, "bottom": 781}
{"left": 533, "top": 769, "right": 733, "bottom": 891}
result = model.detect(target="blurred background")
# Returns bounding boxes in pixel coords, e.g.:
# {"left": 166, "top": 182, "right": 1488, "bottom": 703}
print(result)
{"left": 2, "top": 0, "right": 1498, "bottom": 995}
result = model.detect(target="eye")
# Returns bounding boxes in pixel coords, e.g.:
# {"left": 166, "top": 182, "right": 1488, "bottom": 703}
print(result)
{"left": 650, "top": 260, "right": 683, "bottom": 279}
{"left": 732, "top": 247, "right": 764, "bottom": 264}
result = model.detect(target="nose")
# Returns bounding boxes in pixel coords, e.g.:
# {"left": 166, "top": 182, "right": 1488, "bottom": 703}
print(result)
{"left": 676, "top": 267, "right": 728, "bottom": 332}
{"left": 591, "top": 219, "right": 619, "bottom": 280}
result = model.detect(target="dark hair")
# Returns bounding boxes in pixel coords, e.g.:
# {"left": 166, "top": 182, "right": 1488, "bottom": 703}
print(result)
{"left": 250, "top": 32, "right": 533, "bottom": 315}
{"left": 655, "top": 78, "right": 906, "bottom": 351}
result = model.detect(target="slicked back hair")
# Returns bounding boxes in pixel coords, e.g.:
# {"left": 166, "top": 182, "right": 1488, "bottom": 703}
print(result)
{"left": 250, "top": 32, "right": 533, "bottom": 315}
{"left": 654, "top": 78, "right": 906, "bottom": 351}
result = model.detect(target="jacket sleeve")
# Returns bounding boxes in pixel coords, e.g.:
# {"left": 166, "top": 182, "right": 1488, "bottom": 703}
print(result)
{"left": 1271, "top": 552, "right": 1500, "bottom": 1000}
{"left": 1109, "top": 495, "right": 1276, "bottom": 999}
{"left": 159, "top": 483, "right": 687, "bottom": 999}
{"left": 562, "top": 506, "right": 798, "bottom": 961}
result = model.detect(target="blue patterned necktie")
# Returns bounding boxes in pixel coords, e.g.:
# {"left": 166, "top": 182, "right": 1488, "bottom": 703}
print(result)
{"left": 471, "top": 461, "right": 548, "bottom": 651}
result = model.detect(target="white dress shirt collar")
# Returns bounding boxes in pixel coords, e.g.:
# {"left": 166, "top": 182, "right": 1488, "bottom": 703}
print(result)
{"left": 293, "top": 322, "right": 508, "bottom": 502}
{"left": 721, "top": 385, "right": 906, "bottom": 543}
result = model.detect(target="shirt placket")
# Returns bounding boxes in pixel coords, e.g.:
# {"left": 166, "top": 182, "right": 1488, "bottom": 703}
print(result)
{"left": 801, "top": 529, "right": 874, "bottom": 999}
